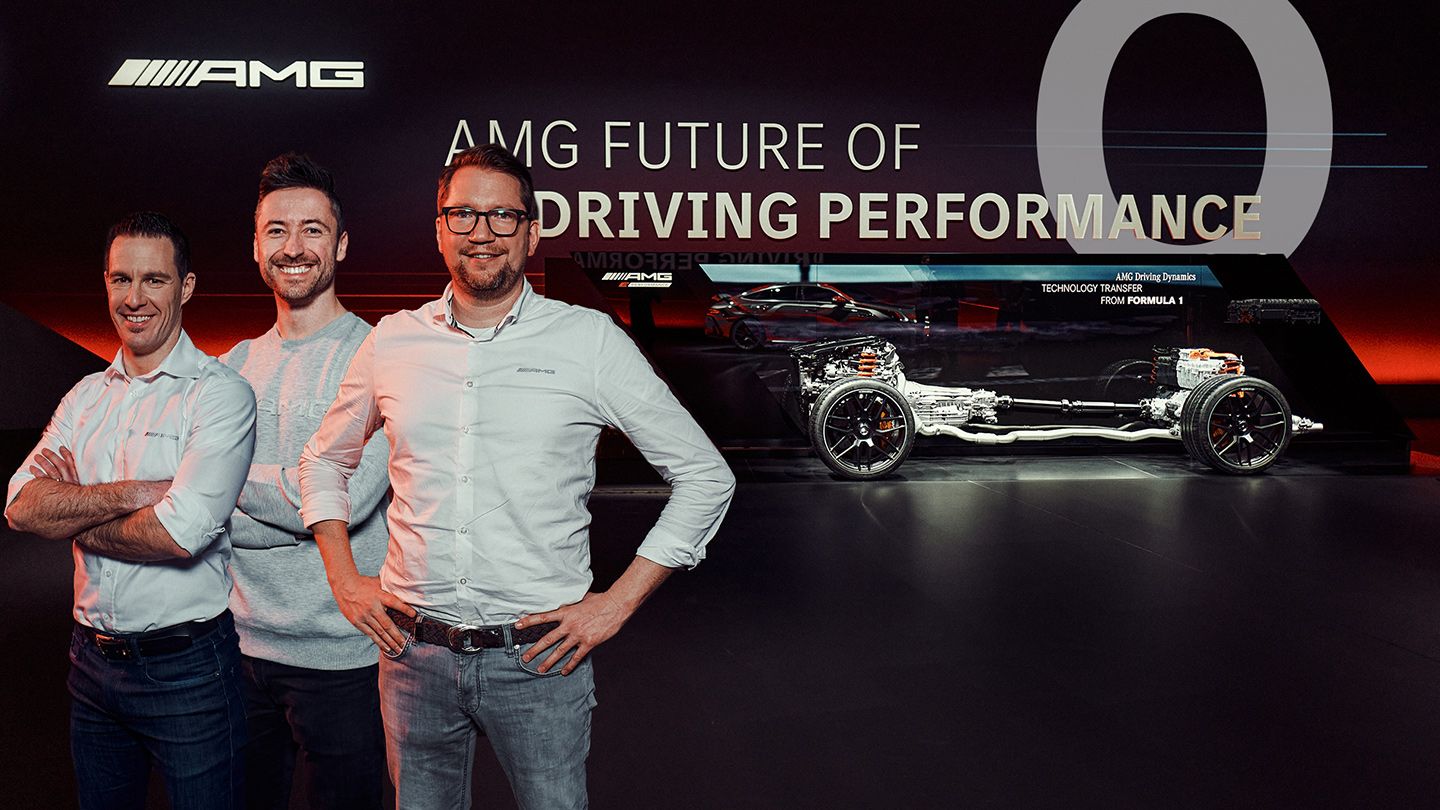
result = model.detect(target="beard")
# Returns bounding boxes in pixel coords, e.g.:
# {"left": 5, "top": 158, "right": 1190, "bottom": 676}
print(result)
{"left": 450, "top": 253, "right": 524, "bottom": 302}
{"left": 263, "top": 250, "right": 336, "bottom": 307}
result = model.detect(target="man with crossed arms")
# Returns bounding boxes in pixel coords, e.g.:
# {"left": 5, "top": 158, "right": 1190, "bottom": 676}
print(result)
{"left": 7, "top": 212, "right": 256, "bottom": 809}
{"left": 298, "top": 144, "right": 734, "bottom": 809}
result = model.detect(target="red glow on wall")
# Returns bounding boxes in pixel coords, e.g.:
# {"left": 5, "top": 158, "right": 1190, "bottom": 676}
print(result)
{"left": 7, "top": 291, "right": 1439, "bottom": 386}
{"left": 1340, "top": 333, "right": 1440, "bottom": 385}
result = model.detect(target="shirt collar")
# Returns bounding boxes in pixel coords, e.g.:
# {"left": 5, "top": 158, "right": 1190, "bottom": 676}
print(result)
{"left": 436, "top": 279, "right": 533, "bottom": 337}
{"left": 105, "top": 329, "right": 203, "bottom": 383}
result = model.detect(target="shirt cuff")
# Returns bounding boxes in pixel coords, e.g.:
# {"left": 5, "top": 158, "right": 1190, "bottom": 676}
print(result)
{"left": 299, "top": 491, "right": 352, "bottom": 529}
{"left": 153, "top": 495, "right": 225, "bottom": 556}
{"left": 636, "top": 526, "right": 706, "bottom": 570}
{"left": 4, "top": 469, "right": 35, "bottom": 515}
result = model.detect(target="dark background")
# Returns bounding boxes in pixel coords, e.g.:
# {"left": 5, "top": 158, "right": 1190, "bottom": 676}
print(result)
{"left": 0, "top": 1, "right": 1434, "bottom": 399}
{"left": 1, "top": 4, "right": 1439, "bottom": 808}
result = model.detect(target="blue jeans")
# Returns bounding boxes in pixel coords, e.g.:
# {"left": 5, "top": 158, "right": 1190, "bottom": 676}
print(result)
{"left": 68, "top": 612, "right": 247, "bottom": 810}
{"left": 240, "top": 657, "right": 385, "bottom": 810}
{"left": 379, "top": 628, "right": 597, "bottom": 810}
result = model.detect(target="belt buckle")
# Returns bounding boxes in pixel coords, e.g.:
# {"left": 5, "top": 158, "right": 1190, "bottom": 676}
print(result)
{"left": 446, "top": 624, "right": 500, "bottom": 653}
{"left": 93, "top": 633, "right": 132, "bottom": 660}
{"left": 446, "top": 624, "right": 482, "bottom": 653}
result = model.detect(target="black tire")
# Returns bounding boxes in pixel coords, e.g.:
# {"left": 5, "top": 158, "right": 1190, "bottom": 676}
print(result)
{"left": 808, "top": 378, "right": 916, "bottom": 480}
{"left": 731, "top": 319, "right": 763, "bottom": 350}
{"left": 1180, "top": 375, "right": 1292, "bottom": 474}
{"left": 1095, "top": 358, "right": 1152, "bottom": 401}
{"left": 1177, "top": 374, "right": 1229, "bottom": 462}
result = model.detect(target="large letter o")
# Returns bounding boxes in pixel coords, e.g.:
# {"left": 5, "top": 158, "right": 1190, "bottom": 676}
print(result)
{"left": 1037, "top": 0, "right": 1331, "bottom": 255}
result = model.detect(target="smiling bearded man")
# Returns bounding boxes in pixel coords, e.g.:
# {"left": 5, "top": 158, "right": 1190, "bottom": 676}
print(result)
{"left": 298, "top": 144, "right": 734, "bottom": 810}
{"left": 221, "top": 153, "right": 391, "bottom": 810}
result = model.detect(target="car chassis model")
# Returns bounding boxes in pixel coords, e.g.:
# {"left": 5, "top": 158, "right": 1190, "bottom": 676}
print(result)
{"left": 790, "top": 336, "right": 1323, "bottom": 479}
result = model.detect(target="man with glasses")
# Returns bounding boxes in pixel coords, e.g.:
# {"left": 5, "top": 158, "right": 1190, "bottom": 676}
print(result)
{"left": 6, "top": 212, "right": 257, "bottom": 809}
{"left": 222, "top": 153, "right": 390, "bottom": 810}
{"left": 298, "top": 144, "right": 734, "bottom": 809}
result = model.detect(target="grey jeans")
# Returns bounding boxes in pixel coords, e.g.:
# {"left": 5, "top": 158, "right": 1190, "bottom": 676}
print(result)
{"left": 379, "top": 628, "right": 596, "bottom": 810}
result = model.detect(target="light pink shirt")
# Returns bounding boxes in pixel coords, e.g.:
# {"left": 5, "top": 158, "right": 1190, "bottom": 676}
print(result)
{"left": 299, "top": 283, "right": 734, "bottom": 624}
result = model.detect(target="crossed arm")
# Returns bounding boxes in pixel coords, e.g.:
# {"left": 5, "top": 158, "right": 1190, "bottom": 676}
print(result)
{"left": 7, "top": 375, "right": 256, "bottom": 563}
{"left": 7, "top": 447, "right": 185, "bottom": 561}
{"left": 229, "top": 431, "right": 390, "bottom": 550}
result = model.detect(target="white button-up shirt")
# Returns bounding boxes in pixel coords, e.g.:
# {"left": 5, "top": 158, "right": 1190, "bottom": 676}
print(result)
{"left": 299, "top": 283, "right": 735, "bottom": 625}
{"left": 5, "top": 331, "right": 257, "bottom": 633}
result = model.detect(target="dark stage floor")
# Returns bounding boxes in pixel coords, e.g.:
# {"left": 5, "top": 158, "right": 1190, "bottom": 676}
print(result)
{"left": 3, "top": 453, "right": 1439, "bottom": 808}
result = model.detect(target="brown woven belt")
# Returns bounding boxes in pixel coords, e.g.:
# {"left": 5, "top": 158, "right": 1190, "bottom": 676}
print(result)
{"left": 386, "top": 608, "right": 558, "bottom": 653}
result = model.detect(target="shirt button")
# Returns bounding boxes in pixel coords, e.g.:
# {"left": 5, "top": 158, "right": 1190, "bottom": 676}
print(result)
{"left": 104, "top": 570, "right": 112, "bottom": 577}
{"left": 462, "top": 426, "right": 470, "bottom": 435}
{"left": 458, "top": 526, "right": 469, "bottom": 534}
{"left": 460, "top": 475, "right": 470, "bottom": 483}
{"left": 465, "top": 380, "right": 474, "bottom": 388}
{"left": 459, "top": 578, "right": 468, "bottom": 585}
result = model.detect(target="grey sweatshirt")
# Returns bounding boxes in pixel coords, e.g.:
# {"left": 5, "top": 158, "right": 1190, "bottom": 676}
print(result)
{"left": 222, "top": 312, "right": 390, "bottom": 670}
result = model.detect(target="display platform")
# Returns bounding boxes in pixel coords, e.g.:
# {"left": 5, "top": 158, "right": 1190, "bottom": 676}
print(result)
{"left": 724, "top": 450, "right": 1377, "bottom": 485}
{"left": 7, "top": 471, "right": 1440, "bottom": 808}
{"left": 594, "top": 444, "right": 1410, "bottom": 489}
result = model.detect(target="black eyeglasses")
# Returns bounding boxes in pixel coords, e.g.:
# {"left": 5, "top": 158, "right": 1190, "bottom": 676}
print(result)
{"left": 439, "top": 207, "right": 531, "bottom": 237}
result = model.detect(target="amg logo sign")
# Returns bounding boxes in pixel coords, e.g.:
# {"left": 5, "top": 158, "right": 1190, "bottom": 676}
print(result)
{"left": 600, "top": 272, "right": 673, "bottom": 289}
{"left": 108, "top": 59, "right": 365, "bottom": 89}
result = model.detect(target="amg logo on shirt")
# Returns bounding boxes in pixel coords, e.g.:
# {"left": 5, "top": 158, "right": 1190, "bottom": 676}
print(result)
{"left": 516, "top": 367, "right": 556, "bottom": 375}
{"left": 255, "top": 398, "right": 330, "bottom": 418}
{"left": 144, "top": 431, "right": 180, "bottom": 440}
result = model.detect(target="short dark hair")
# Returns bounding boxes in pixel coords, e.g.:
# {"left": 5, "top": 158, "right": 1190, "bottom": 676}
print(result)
{"left": 105, "top": 212, "right": 192, "bottom": 279}
{"left": 257, "top": 152, "right": 345, "bottom": 234}
{"left": 436, "top": 144, "right": 537, "bottom": 218}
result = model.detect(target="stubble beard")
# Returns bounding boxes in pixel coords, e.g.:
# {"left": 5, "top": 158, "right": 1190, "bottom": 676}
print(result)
{"left": 265, "top": 252, "right": 336, "bottom": 308}
{"left": 452, "top": 255, "right": 524, "bottom": 303}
